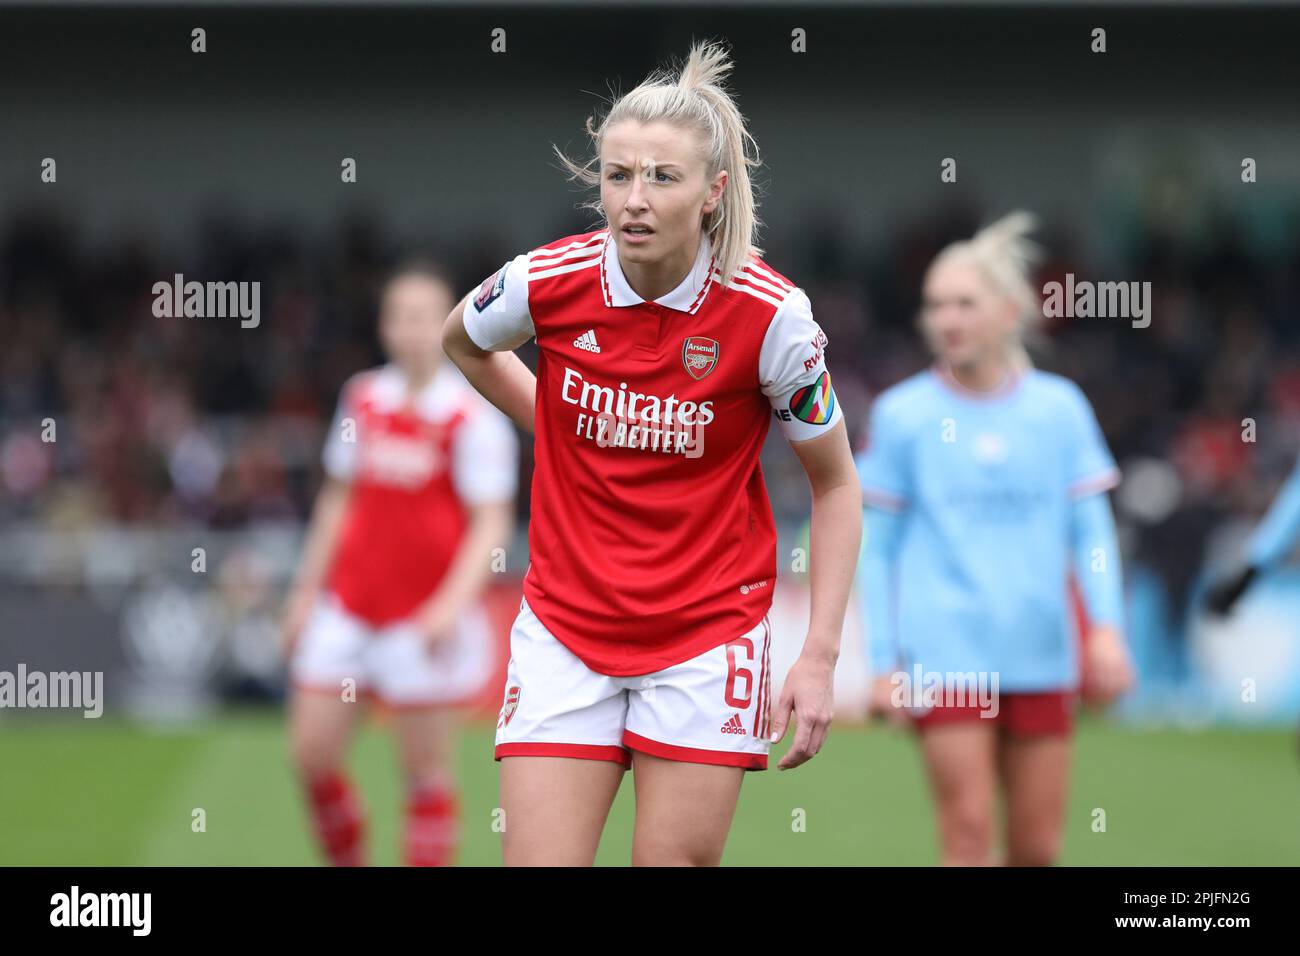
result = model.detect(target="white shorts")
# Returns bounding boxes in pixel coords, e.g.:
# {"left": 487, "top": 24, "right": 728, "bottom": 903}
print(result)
{"left": 494, "top": 597, "right": 772, "bottom": 770}
{"left": 291, "top": 593, "right": 495, "bottom": 707}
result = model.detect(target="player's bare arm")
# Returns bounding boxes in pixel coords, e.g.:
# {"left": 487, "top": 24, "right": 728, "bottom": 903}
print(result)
{"left": 769, "top": 418, "right": 862, "bottom": 770}
{"left": 442, "top": 293, "right": 537, "bottom": 434}
{"left": 281, "top": 476, "right": 353, "bottom": 653}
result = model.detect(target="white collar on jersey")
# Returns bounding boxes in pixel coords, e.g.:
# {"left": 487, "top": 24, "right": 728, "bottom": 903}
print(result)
{"left": 367, "top": 363, "right": 468, "bottom": 420}
{"left": 600, "top": 229, "right": 717, "bottom": 314}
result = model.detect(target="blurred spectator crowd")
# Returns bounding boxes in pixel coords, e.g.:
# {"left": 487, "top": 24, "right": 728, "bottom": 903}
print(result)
{"left": 3, "top": 190, "right": 1300, "bottom": 622}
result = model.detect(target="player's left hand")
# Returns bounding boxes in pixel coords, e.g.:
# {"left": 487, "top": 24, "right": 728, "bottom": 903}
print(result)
{"left": 1204, "top": 565, "right": 1258, "bottom": 617}
{"left": 415, "top": 600, "right": 459, "bottom": 652}
{"left": 769, "top": 650, "right": 835, "bottom": 770}
{"left": 1081, "top": 625, "right": 1135, "bottom": 705}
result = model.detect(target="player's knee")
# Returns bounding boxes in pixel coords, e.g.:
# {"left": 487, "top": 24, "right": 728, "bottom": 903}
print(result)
{"left": 940, "top": 803, "right": 995, "bottom": 865}
{"left": 1006, "top": 830, "right": 1062, "bottom": 867}
{"left": 502, "top": 834, "right": 597, "bottom": 867}
{"left": 632, "top": 847, "right": 720, "bottom": 867}
{"left": 631, "top": 835, "right": 723, "bottom": 867}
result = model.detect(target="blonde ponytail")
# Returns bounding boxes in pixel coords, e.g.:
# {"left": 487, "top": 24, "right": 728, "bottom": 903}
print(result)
{"left": 553, "top": 39, "right": 764, "bottom": 287}
{"left": 935, "top": 211, "right": 1044, "bottom": 369}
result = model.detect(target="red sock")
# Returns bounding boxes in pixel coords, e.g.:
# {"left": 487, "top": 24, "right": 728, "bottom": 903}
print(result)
{"left": 404, "top": 780, "right": 458, "bottom": 867}
{"left": 306, "top": 771, "right": 367, "bottom": 867}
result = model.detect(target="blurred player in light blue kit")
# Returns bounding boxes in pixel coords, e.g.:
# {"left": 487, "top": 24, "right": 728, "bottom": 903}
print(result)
{"left": 856, "top": 212, "right": 1135, "bottom": 866}
{"left": 1204, "top": 455, "right": 1300, "bottom": 615}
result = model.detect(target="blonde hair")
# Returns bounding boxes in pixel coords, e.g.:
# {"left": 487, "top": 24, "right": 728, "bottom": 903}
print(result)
{"left": 553, "top": 39, "right": 764, "bottom": 287}
{"left": 932, "top": 211, "right": 1044, "bottom": 369}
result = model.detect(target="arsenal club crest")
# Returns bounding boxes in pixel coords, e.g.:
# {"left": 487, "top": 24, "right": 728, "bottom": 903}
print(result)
{"left": 498, "top": 685, "right": 521, "bottom": 728}
{"left": 682, "top": 336, "right": 719, "bottom": 380}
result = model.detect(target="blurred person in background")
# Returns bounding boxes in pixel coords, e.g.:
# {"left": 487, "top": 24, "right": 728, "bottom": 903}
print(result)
{"left": 280, "top": 260, "right": 519, "bottom": 866}
{"left": 1205, "top": 453, "right": 1300, "bottom": 617}
{"left": 856, "top": 213, "right": 1135, "bottom": 866}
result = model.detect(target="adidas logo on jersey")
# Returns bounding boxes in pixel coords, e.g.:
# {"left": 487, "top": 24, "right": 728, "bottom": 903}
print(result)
{"left": 720, "top": 713, "right": 747, "bottom": 736}
{"left": 573, "top": 329, "right": 601, "bottom": 353}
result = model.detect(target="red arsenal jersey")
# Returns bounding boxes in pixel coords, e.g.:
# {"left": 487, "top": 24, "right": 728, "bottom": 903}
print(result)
{"left": 322, "top": 364, "right": 518, "bottom": 626}
{"left": 464, "top": 230, "right": 841, "bottom": 674}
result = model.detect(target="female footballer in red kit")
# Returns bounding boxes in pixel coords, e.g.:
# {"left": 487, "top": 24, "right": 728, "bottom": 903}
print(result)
{"left": 283, "top": 262, "right": 518, "bottom": 866}
{"left": 442, "top": 41, "right": 862, "bottom": 866}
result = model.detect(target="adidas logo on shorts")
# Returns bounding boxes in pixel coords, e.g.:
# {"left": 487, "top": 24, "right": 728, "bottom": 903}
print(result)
{"left": 720, "top": 713, "right": 746, "bottom": 736}
{"left": 573, "top": 329, "right": 601, "bottom": 353}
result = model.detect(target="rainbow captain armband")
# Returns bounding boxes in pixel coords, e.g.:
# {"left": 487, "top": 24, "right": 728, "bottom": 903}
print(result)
{"left": 789, "top": 371, "right": 837, "bottom": 424}
{"left": 771, "top": 370, "right": 842, "bottom": 441}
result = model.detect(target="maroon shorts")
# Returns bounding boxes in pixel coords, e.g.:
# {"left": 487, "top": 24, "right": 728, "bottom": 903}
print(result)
{"left": 910, "top": 690, "right": 1077, "bottom": 737}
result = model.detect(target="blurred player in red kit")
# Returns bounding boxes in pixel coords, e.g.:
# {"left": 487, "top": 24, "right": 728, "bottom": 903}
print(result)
{"left": 281, "top": 260, "right": 519, "bottom": 866}
{"left": 443, "top": 40, "right": 862, "bottom": 865}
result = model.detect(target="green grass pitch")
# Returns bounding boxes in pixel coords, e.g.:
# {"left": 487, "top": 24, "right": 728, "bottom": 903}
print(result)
{"left": 2, "top": 712, "right": 1297, "bottom": 865}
